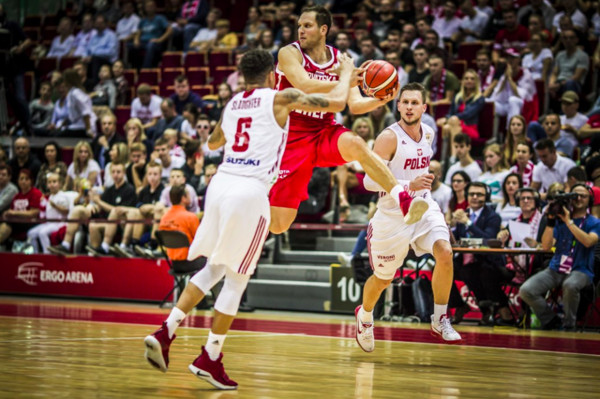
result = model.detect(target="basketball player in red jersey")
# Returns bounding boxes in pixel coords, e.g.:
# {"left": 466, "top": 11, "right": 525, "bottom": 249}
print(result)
{"left": 270, "top": 5, "right": 429, "bottom": 233}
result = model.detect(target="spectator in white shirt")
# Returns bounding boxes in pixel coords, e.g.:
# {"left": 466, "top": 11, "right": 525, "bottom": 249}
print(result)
{"left": 552, "top": 0, "right": 588, "bottom": 35}
{"left": 72, "top": 13, "right": 97, "bottom": 58}
{"left": 454, "top": 0, "right": 489, "bottom": 44}
{"left": 560, "top": 90, "right": 588, "bottom": 138}
{"left": 116, "top": 1, "right": 140, "bottom": 41}
{"left": 445, "top": 133, "right": 483, "bottom": 185}
{"left": 63, "top": 68, "right": 96, "bottom": 138}
{"left": 521, "top": 33, "right": 553, "bottom": 81}
{"left": 531, "top": 138, "right": 576, "bottom": 197}
{"left": 432, "top": 1, "right": 462, "bottom": 41}
{"left": 189, "top": 7, "right": 220, "bottom": 52}
{"left": 131, "top": 84, "right": 162, "bottom": 130}
{"left": 47, "top": 17, "right": 75, "bottom": 59}
{"left": 430, "top": 160, "right": 452, "bottom": 213}
{"left": 27, "top": 172, "right": 71, "bottom": 253}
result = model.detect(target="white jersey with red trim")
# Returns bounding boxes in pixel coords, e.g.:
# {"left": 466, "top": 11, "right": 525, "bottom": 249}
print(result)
{"left": 218, "top": 88, "right": 288, "bottom": 188}
{"left": 275, "top": 41, "right": 340, "bottom": 131}
{"left": 378, "top": 122, "right": 438, "bottom": 216}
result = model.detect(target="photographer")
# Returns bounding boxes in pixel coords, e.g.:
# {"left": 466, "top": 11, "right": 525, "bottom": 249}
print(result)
{"left": 519, "top": 184, "right": 600, "bottom": 330}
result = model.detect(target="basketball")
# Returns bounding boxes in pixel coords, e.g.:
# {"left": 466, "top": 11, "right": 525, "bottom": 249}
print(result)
{"left": 362, "top": 60, "right": 399, "bottom": 99}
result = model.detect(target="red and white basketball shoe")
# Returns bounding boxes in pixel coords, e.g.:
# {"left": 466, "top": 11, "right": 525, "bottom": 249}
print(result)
{"left": 355, "top": 305, "right": 375, "bottom": 352}
{"left": 144, "top": 322, "right": 175, "bottom": 372}
{"left": 188, "top": 346, "right": 238, "bottom": 390}
{"left": 431, "top": 314, "right": 462, "bottom": 344}
{"left": 398, "top": 191, "right": 428, "bottom": 225}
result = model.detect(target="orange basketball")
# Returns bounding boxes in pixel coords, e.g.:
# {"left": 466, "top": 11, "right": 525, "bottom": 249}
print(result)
{"left": 362, "top": 60, "right": 399, "bottom": 99}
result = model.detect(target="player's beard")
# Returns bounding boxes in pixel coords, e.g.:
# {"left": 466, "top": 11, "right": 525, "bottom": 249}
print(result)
{"left": 401, "top": 115, "right": 421, "bottom": 126}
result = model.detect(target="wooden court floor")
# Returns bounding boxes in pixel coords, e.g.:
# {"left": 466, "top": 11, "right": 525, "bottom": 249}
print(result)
{"left": 0, "top": 298, "right": 599, "bottom": 398}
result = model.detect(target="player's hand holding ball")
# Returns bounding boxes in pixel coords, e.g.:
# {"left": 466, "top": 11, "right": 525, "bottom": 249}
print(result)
{"left": 409, "top": 173, "right": 434, "bottom": 191}
{"left": 328, "top": 53, "right": 362, "bottom": 87}
{"left": 362, "top": 60, "right": 399, "bottom": 102}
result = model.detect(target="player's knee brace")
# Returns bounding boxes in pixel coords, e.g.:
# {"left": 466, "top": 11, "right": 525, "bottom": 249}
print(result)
{"left": 214, "top": 268, "right": 251, "bottom": 316}
{"left": 190, "top": 263, "right": 226, "bottom": 294}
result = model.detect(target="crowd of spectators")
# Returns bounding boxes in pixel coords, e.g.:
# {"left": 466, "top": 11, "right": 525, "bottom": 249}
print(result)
{"left": 2, "top": 0, "right": 600, "bottom": 330}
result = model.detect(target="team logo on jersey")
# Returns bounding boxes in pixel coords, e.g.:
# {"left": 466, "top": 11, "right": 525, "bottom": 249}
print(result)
{"left": 417, "top": 149, "right": 423, "bottom": 156}
{"left": 404, "top": 156, "right": 431, "bottom": 170}
{"left": 225, "top": 156, "right": 261, "bottom": 166}
{"left": 377, "top": 254, "right": 395, "bottom": 262}
{"left": 425, "top": 133, "right": 432, "bottom": 143}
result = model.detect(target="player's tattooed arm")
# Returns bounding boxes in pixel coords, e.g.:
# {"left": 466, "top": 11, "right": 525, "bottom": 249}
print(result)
{"left": 208, "top": 115, "right": 226, "bottom": 150}
{"left": 279, "top": 87, "right": 345, "bottom": 113}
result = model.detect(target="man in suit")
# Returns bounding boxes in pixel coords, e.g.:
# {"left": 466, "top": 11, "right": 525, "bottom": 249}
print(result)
{"left": 451, "top": 182, "right": 513, "bottom": 325}
{"left": 91, "top": 113, "right": 125, "bottom": 169}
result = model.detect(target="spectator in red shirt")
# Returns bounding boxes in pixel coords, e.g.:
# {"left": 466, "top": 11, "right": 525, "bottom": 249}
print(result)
{"left": 0, "top": 169, "right": 43, "bottom": 247}
{"left": 493, "top": 9, "right": 530, "bottom": 63}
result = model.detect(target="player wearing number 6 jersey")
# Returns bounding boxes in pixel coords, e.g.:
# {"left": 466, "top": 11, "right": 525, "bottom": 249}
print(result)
{"left": 270, "top": 5, "right": 426, "bottom": 234}
{"left": 143, "top": 49, "right": 357, "bottom": 390}
{"left": 354, "top": 83, "right": 462, "bottom": 353}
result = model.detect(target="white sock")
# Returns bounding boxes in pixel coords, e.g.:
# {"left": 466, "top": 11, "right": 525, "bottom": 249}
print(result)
{"left": 390, "top": 185, "right": 403, "bottom": 205}
{"left": 101, "top": 242, "right": 110, "bottom": 252}
{"left": 205, "top": 331, "right": 226, "bottom": 361}
{"left": 434, "top": 304, "right": 448, "bottom": 322}
{"left": 360, "top": 307, "right": 373, "bottom": 323}
{"left": 61, "top": 241, "right": 70, "bottom": 250}
{"left": 120, "top": 243, "right": 128, "bottom": 249}
{"left": 165, "top": 307, "right": 186, "bottom": 338}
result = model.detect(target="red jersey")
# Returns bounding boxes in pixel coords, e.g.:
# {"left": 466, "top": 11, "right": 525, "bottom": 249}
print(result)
{"left": 11, "top": 187, "right": 43, "bottom": 211}
{"left": 275, "top": 41, "right": 340, "bottom": 132}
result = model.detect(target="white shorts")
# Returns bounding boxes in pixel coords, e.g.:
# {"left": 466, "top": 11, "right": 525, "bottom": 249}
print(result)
{"left": 188, "top": 172, "right": 270, "bottom": 275}
{"left": 367, "top": 200, "right": 449, "bottom": 280}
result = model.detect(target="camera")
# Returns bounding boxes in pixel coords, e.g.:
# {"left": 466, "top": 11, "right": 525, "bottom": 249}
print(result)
{"left": 547, "top": 191, "right": 578, "bottom": 215}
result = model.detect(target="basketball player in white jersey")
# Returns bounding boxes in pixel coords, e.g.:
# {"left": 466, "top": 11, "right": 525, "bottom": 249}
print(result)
{"left": 270, "top": 5, "right": 427, "bottom": 235}
{"left": 355, "top": 83, "right": 462, "bottom": 352}
{"left": 143, "top": 49, "right": 356, "bottom": 390}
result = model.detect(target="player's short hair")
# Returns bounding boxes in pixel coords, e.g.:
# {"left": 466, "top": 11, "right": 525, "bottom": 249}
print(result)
{"left": 170, "top": 184, "right": 187, "bottom": 205}
{"left": 453, "top": 133, "right": 471, "bottom": 146}
{"left": 399, "top": 82, "right": 426, "bottom": 104}
{"left": 534, "top": 138, "right": 556, "bottom": 152}
{"left": 239, "top": 49, "right": 274, "bottom": 85}
{"left": 301, "top": 5, "right": 332, "bottom": 35}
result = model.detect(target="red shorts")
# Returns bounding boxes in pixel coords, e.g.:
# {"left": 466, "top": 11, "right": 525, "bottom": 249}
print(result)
{"left": 270, "top": 123, "right": 349, "bottom": 209}
{"left": 460, "top": 121, "right": 479, "bottom": 139}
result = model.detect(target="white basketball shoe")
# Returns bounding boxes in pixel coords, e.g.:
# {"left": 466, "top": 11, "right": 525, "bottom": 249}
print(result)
{"left": 431, "top": 314, "right": 462, "bottom": 343}
{"left": 355, "top": 305, "right": 375, "bottom": 352}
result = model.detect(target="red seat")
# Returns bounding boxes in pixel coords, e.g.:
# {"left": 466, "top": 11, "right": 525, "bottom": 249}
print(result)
{"left": 161, "top": 51, "right": 183, "bottom": 68}
{"left": 332, "top": 13, "right": 347, "bottom": 29}
{"left": 161, "top": 67, "right": 185, "bottom": 85}
{"left": 123, "top": 69, "right": 138, "bottom": 87}
{"left": 43, "top": 26, "right": 58, "bottom": 40}
{"left": 160, "top": 85, "right": 174, "bottom": 98}
{"left": 24, "top": 72, "right": 35, "bottom": 101}
{"left": 212, "top": 66, "right": 236, "bottom": 86}
{"left": 37, "top": 58, "right": 59, "bottom": 79}
{"left": 24, "top": 15, "right": 42, "bottom": 27}
{"left": 535, "top": 79, "right": 546, "bottom": 115}
{"left": 185, "top": 52, "right": 208, "bottom": 68}
{"left": 23, "top": 27, "right": 40, "bottom": 42}
{"left": 138, "top": 68, "right": 161, "bottom": 85}
{"left": 59, "top": 56, "right": 79, "bottom": 70}
{"left": 209, "top": 50, "right": 233, "bottom": 68}
{"left": 115, "top": 106, "right": 131, "bottom": 133}
{"left": 450, "top": 60, "right": 467, "bottom": 80}
{"left": 456, "top": 41, "right": 486, "bottom": 62}
{"left": 187, "top": 67, "right": 209, "bottom": 85}
{"left": 191, "top": 85, "right": 214, "bottom": 97}
{"left": 61, "top": 147, "right": 74, "bottom": 166}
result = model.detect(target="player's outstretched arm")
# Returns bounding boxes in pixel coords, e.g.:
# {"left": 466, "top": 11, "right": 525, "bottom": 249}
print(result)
{"left": 363, "top": 129, "right": 397, "bottom": 192}
{"left": 277, "top": 45, "right": 340, "bottom": 94}
{"left": 347, "top": 84, "right": 398, "bottom": 115}
{"left": 207, "top": 115, "right": 225, "bottom": 150}
{"left": 274, "top": 54, "right": 355, "bottom": 125}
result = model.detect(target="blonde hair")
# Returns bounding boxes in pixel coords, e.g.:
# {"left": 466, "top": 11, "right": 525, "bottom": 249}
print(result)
{"left": 351, "top": 117, "right": 375, "bottom": 142}
{"left": 455, "top": 69, "right": 482, "bottom": 103}
{"left": 111, "top": 142, "right": 129, "bottom": 165}
{"left": 124, "top": 118, "right": 147, "bottom": 141}
{"left": 129, "top": 142, "right": 147, "bottom": 154}
{"left": 483, "top": 143, "right": 509, "bottom": 173}
{"left": 163, "top": 128, "right": 178, "bottom": 139}
{"left": 503, "top": 115, "right": 527, "bottom": 164}
{"left": 73, "top": 141, "right": 93, "bottom": 175}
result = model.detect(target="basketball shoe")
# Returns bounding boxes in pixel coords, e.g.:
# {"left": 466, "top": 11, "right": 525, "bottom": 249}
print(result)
{"left": 355, "top": 305, "right": 375, "bottom": 352}
{"left": 431, "top": 314, "right": 462, "bottom": 343}
{"left": 398, "top": 191, "right": 428, "bottom": 225}
{"left": 188, "top": 347, "right": 238, "bottom": 390}
{"left": 144, "top": 322, "right": 175, "bottom": 372}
